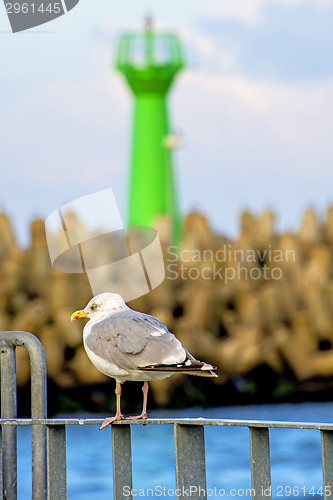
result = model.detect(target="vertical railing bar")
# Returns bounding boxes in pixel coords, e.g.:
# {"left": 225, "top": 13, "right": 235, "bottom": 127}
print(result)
{"left": 24, "top": 334, "right": 47, "bottom": 500}
{"left": 47, "top": 425, "right": 67, "bottom": 500}
{"left": 112, "top": 424, "right": 133, "bottom": 500}
{"left": 0, "top": 342, "right": 17, "bottom": 500}
{"left": 0, "top": 425, "right": 3, "bottom": 498}
{"left": 321, "top": 430, "right": 333, "bottom": 500}
{"left": 0, "top": 331, "right": 47, "bottom": 500}
{"left": 249, "top": 427, "right": 272, "bottom": 500}
{"left": 174, "top": 424, "right": 207, "bottom": 500}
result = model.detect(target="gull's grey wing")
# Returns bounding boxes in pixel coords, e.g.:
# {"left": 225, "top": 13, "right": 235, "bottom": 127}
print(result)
{"left": 84, "top": 310, "right": 186, "bottom": 371}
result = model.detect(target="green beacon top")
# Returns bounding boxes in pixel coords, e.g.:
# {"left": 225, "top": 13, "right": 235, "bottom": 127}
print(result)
{"left": 116, "top": 19, "right": 185, "bottom": 244}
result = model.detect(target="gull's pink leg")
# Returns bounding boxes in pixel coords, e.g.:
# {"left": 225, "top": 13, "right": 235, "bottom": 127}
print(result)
{"left": 125, "top": 381, "right": 149, "bottom": 421}
{"left": 100, "top": 382, "right": 124, "bottom": 430}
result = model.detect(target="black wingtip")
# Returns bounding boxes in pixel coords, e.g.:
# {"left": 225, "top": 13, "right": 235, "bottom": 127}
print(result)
{"left": 138, "top": 359, "right": 218, "bottom": 377}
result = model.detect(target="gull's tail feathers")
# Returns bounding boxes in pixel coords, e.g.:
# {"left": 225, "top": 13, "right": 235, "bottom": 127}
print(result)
{"left": 138, "top": 359, "right": 218, "bottom": 378}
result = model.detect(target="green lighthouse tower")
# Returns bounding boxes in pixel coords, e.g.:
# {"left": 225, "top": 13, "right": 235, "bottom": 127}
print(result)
{"left": 116, "top": 20, "right": 184, "bottom": 242}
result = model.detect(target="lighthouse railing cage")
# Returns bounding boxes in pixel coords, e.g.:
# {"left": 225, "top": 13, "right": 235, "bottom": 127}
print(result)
{"left": 1, "top": 331, "right": 333, "bottom": 500}
{"left": 115, "top": 30, "right": 184, "bottom": 82}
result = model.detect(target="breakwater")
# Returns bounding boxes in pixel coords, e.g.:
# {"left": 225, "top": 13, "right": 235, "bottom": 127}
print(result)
{"left": 1, "top": 207, "right": 333, "bottom": 412}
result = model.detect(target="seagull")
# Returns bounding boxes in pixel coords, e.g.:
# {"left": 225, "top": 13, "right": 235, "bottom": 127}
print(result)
{"left": 71, "top": 292, "right": 217, "bottom": 429}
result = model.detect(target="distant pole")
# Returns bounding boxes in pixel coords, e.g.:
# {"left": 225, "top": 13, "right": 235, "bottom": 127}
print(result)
{"left": 115, "top": 19, "right": 184, "bottom": 243}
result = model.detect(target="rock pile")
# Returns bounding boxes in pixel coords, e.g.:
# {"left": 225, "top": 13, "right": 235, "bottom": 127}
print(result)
{"left": 0, "top": 208, "right": 333, "bottom": 409}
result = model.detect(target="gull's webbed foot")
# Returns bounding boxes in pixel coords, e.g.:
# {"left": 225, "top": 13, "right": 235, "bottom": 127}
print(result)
{"left": 125, "top": 412, "right": 147, "bottom": 421}
{"left": 99, "top": 413, "right": 124, "bottom": 430}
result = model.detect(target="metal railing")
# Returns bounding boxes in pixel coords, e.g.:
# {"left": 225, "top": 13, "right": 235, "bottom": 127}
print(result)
{"left": 1, "top": 331, "right": 333, "bottom": 500}
{"left": 0, "top": 332, "right": 47, "bottom": 500}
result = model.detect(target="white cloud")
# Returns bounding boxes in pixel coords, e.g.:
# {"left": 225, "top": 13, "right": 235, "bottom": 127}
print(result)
{"left": 211, "top": 0, "right": 332, "bottom": 24}
{"left": 211, "top": 0, "right": 263, "bottom": 24}
{"left": 1, "top": 44, "right": 131, "bottom": 189}
{"left": 276, "top": 0, "right": 332, "bottom": 6}
{"left": 173, "top": 69, "right": 333, "bottom": 176}
{"left": 183, "top": 29, "right": 235, "bottom": 71}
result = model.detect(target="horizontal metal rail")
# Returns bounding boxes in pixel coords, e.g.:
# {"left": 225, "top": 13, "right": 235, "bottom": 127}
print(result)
{"left": 1, "top": 417, "right": 333, "bottom": 429}
{"left": 0, "top": 417, "right": 332, "bottom": 500}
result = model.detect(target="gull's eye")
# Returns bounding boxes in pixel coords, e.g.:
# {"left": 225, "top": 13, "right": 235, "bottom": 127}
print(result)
{"left": 91, "top": 304, "right": 97, "bottom": 310}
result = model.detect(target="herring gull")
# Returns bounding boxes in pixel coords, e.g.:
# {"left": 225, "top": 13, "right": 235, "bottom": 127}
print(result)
{"left": 71, "top": 292, "right": 217, "bottom": 429}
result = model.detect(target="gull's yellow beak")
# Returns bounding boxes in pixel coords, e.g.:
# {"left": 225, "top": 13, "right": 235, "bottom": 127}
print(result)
{"left": 71, "top": 310, "right": 89, "bottom": 322}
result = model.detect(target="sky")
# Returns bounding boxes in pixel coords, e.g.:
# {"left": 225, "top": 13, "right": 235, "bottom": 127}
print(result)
{"left": 1, "top": 0, "right": 333, "bottom": 246}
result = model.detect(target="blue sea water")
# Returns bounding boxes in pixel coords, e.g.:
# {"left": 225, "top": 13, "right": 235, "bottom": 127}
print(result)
{"left": 17, "top": 401, "right": 333, "bottom": 499}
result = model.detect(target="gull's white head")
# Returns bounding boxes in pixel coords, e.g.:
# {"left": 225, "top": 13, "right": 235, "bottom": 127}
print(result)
{"left": 71, "top": 292, "right": 127, "bottom": 321}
